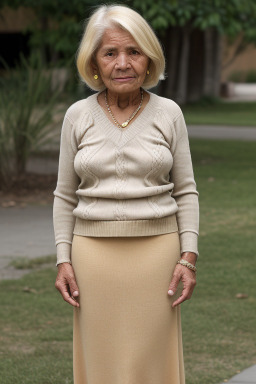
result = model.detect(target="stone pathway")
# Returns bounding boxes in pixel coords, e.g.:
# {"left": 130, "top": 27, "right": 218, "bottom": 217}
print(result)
{"left": 220, "top": 365, "right": 256, "bottom": 384}
{"left": 0, "top": 205, "right": 56, "bottom": 280}
{"left": 225, "top": 83, "right": 256, "bottom": 102}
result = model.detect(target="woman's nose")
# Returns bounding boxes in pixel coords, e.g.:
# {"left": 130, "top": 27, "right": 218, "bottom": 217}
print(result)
{"left": 115, "top": 53, "right": 130, "bottom": 69}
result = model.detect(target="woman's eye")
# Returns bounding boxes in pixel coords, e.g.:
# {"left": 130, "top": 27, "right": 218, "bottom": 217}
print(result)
{"left": 106, "top": 52, "right": 113, "bottom": 57}
{"left": 131, "top": 50, "right": 139, "bottom": 55}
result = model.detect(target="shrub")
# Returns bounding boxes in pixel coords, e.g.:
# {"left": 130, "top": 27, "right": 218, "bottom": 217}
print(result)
{"left": 227, "top": 69, "right": 256, "bottom": 83}
{"left": 0, "top": 53, "right": 63, "bottom": 189}
{"left": 245, "top": 69, "right": 256, "bottom": 83}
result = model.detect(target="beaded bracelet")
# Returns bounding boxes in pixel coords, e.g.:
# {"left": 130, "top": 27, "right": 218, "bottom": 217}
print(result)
{"left": 177, "top": 259, "right": 197, "bottom": 273}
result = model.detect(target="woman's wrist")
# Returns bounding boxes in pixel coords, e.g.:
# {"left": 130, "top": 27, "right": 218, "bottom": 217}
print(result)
{"left": 180, "top": 252, "right": 197, "bottom": 266}
{"left": 177, "top": 259, "right": 197, "bottom": 273}
{"left": 57, "top": 261, "right": 72, "bottom": 268}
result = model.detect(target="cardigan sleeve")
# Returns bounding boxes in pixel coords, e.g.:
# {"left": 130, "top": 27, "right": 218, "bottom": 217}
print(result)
{"left": 53, "top": 111, "right": 80, "bottom": 266}
{"left": 169, "top": 111, "right": 199, "bottom": 257}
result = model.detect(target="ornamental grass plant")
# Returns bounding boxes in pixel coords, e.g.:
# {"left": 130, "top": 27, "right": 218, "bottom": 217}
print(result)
{"left": 0, "top": 53, "right": 63, "bottom": 189}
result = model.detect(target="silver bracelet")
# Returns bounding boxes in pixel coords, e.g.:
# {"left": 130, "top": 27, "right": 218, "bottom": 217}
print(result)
{"left": 177, "top": 259, "right": 197, "bottom": 273}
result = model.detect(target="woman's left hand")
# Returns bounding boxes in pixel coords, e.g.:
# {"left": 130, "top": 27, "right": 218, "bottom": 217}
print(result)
{"left": 167, "top": 252, "right": 197, "bottom": 308}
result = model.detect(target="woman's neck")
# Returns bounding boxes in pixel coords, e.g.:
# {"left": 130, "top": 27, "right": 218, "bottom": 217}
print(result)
{"left": 106, "top": 88, "right": 142, "bottom": 110}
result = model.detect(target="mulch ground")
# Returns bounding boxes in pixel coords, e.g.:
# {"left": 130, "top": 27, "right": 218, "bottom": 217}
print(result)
{"left": 0, "top": 173, "right": 57, "bottom": 207}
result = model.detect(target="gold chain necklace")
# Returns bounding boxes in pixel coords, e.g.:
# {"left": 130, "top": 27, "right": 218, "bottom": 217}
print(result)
{"left": 105, "top": 88, "right": 144, "bottom": 129}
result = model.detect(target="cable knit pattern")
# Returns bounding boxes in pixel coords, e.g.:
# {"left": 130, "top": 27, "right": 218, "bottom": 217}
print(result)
{"left": 53, "top": 91, "right": 199, "bottom": 265}
{"left": 145, "top": 131, "right": 167, "bottom": 218}
{"left": 113, "top": 147, "right": 128, "bottom": 220}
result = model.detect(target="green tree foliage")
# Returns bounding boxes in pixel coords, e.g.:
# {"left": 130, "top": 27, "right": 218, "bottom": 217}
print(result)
{"left": 2, "top": 0, "right": 256, "bottom": 103}
{"left": 3, "top": 0, "right": 256, "bottom": 62}
{"left": 132, "top": 0, "right": 256, "bottom": 103}
{"left": 132, "top": 0, "right": 256, "bottom": 41}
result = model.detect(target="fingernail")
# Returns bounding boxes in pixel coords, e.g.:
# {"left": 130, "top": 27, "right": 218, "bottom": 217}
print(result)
{"left": 73, "top": 291, "right": 79, "bottom": 296}
{"left": 168, "top": 290, "right": 174, "bottom": 296}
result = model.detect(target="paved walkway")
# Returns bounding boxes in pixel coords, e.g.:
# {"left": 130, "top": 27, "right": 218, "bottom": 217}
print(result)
{"left": 0, "top": 205, "right": 56, "bottom": 280}
{"left": 225, "top": 83, "right": 256, "bottom": 102}
{"left": 187, "top": 125, "right": 256, "bottom": 141}
{"left": 1, "top": 124, "right": 256, "bottom": 383}
{"left": 220, "top": 365, "right": 256, "bottom": 384}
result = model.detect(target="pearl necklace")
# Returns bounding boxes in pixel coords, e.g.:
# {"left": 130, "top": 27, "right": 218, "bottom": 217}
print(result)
{"left": 104, "top": 88, "right": 144, "bottom": 129}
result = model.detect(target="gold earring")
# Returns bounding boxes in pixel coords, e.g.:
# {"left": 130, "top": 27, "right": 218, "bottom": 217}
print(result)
{"left": 94, "top": 74, "right": 99, "bottom": 80}
{"left": 146, "top": 70, "right": 150, "bottom": 75}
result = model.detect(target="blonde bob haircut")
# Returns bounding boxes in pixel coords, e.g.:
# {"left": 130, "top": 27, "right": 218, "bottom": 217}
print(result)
{"left": 76, "top": 4, "right": 165, "bottom": 91}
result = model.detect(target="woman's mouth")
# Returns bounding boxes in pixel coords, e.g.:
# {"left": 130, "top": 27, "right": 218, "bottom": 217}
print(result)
{"left": 113, "top": 77, "right": 135, "bottom": 82}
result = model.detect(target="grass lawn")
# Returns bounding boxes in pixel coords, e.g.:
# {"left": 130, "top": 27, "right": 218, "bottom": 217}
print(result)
{"left": 0, "top": 139, "right": 256, "bottom": 384}
{"left": 183, "top": 100, "right": 256, "bottom": 127}
{"left": 183, "top": 139, "right": 256, "bottom": 383}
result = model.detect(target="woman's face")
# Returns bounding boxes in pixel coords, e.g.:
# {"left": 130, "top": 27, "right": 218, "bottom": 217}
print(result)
{"left": 94, "top": 28, "right": 149, "bottom": 95}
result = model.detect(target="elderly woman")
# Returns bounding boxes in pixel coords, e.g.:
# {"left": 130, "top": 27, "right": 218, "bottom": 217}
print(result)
{"left": 53, "top": 4, "right": 199, "bottom": 384}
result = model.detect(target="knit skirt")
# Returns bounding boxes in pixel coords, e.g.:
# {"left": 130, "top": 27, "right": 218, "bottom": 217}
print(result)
{"left": 71, "top": 232, "right": 185, "bottom": 384}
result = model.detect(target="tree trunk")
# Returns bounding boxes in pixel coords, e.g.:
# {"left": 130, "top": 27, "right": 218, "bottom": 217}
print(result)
{"left": 187, "top": 28, "right": 204, "bottom": 102}
{"left": 212, "top": 29, "right": 222, "bottom": 97}
{"left": 203, "top": 27, "right": 222, "bottom": 98}
{"left": 203, "top": 27, "right": 215, "bottom": 96}
{"left": 160, "top": 26, "right": 181, "bottom": 99}
{"left": 175, "top": 24, "right": 191, "bottom": 105}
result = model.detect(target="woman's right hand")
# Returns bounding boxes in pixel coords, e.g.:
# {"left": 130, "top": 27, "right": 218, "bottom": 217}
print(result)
{"left": 55, "top": 262, "right": 80, "bottom": 308}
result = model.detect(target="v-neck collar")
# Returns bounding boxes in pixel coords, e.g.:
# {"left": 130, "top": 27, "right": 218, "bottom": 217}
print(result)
{"left": 90, "top": 89, "right": 154, "bottom": 134}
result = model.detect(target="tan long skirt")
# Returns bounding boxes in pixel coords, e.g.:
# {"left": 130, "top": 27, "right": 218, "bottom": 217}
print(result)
{"left": 71, "top": 232, "right": 185, "bottom": 384}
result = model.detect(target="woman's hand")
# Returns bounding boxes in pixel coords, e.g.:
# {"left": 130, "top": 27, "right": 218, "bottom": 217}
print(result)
{"left": 55, "top": 262, "right": 80, "bottom": 308}
{"left": 167, "top": 252, "right": 197, "bottom": 308}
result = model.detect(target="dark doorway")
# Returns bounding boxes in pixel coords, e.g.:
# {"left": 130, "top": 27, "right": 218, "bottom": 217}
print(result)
{"left": 0, "top": 32, "right": 31, "bottom": 68}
